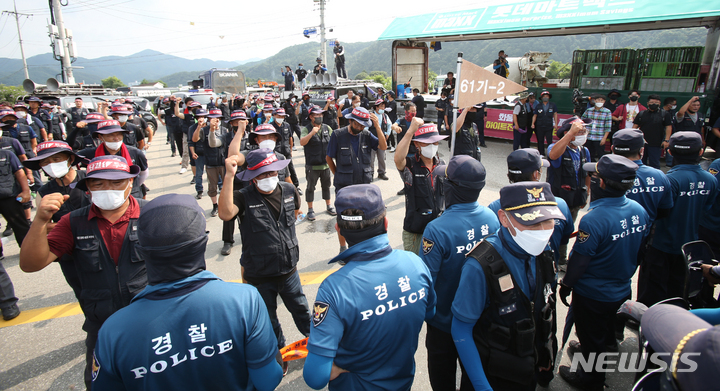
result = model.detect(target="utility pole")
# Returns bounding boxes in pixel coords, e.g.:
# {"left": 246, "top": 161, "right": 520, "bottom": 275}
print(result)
{"left": 318, "top": 0, "right": 327, "bottom": 67}
{"left": 51, "top": 0, "right": 75, "bottom": 84}
{"left": 2, "top": 0, "right": 32, "bottom": 80}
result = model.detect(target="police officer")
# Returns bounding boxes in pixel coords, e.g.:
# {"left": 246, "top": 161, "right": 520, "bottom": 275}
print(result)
{"left": 92, "top": 194, "right": 283, "bottom": 391}
{"left": 25, "top": 96, "right": 49, "bottom": 141}
{"left": 67, "top": 97, "right": 89, "bottom": 134}
{"left": 218, "top": 148, "right": 310, "bottom": 374}
{"left": 699, "top": 158, "right": 720, "bottom": 257}
{"left": 193, "top": 108, "right": 227, "bottom": 215}
{"left": 272, "top": 107, "right": 300, "bottom": 193}
{"left": 556, "top": 155, "right": 648, "bottom": 389}
{"left": 20, "top": 155, "right": 147, "bottom": 390}
{"left": 547, "top": 117, "right": 592, "bottom": 269}
{"left": 22, "top": 141, "right": 90, "bottom": 311}
{"left": 420, "top": 156, "right": 499, "bottom": 391}
{"left": 674, "top": 96, "right": 705, "bottom": 145}
{"left": 454, "top": 104, "right": 483, "bottom": 160}
{"left": 394, "top": 119, "right": 447, "bottom": 253}
{"left": 78, "top": 120, "right": 149, "bottom": 200}
{"left": 531, "top": 90, "right": 558, "bottom": 156}
{"left": 300, "top": 106, "right": 336, "bottom": 221}
{"left": 452, "top": 182, "right": 562, "bottom": 390}
{"left": 638, "top": 132, "right": 718, "bottom": 306}
{"left": 303, "top": 184, "right": 436, "bottom": 390}
{"left": 489, "top": 148, "right": 574, "bottom": 267}
{"left": 326, "top": 106, "right": 388, "bottom": 252}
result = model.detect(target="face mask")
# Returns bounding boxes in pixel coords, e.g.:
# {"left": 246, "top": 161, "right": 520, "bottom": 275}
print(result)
{"left": 4, "top": 120, "right": 17, "bottom": 127}
{"left": 420, "top": 144, "right": 438, "bottom": 159}
{"left": 15, "top": 111, "right": 27, "bottom": 118}
{"left": 313, "top": 116, "right": 323, "bottom": 125}
{"left": 264, "top": 113, "right": 272, "bottom": 118}
{"left": 353, "top": 102, "right": 360, "bottom": 108}
{"left": 505, "top": 212, "right": 553, "bottom": 256}
{"left": 595, "top": 102, "right": 604, "bottom": 108}
{"left": 258, "top": 140, "right": 276, "bottom": 150}
{"left": 104, "top": 140, "right": 123, "bottom": 150}
{"left": 117, "top": 115, "right": 128, "bottom": 123}
{"left": 92, "top": 183, "right": 130, "bottom": 211}
{"left": 405, "top": 112, "right": 415, "bottom": 121}
{"left": 42, "top": 160, "right": 70, "bottom": 179}
{"left": 671, "top": 105, "right": 677, "bottom": 110}
{"left": 648, "top": 104, "right": 660, "bottom": 111}
{"left": 298, "top": 66, "right": 303, "bottom": 69}
{"left": 629, "top": 96, "right": 639, "bottom": 102}
{"left": 291, "top": 98, "right": 296, "bottom": 103}
{"left": 275, "top": 117, "right": 284, "bottom": 125}
{"left": 571, "top": 135, "right": 587, "bottom": 146}
{"left": 255, "top": 175, "right": 279, "bottom": 192}
{"left": 542, "top": 97, "right": 549, "bottom": 103}
{"left": 349, "top": 123, "right": 363, "bottom": 135}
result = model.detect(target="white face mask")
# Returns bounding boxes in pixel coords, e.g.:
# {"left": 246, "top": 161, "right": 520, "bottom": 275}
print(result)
{"left": 91, "top": 183, "right": 130, "bottom": 211}
{"left": 258, "top": 140, "right": 276, "bottom": 150}
{"left": 420, "top": 144, "right": 438, "bottom": 159}
{"left": 275, "top": 117, "right": 284, "bottom": 125}
{"left": 505, "top": 213, "right": 554, "bottom": 256}
{"left": 595, "top": 102, "right": 604, "bottom": 108}
{"left": 104, "top": 140, "right": 123, "bottom": 151}
{"left": 15, "top": 111, "right": 27, "bottom": 118}
{"left": 256, "top": 176, "right": 279, "bottom": 192}
{"left": 671, "top": 105, "right": 677, "bottom": 110}
{"left": 42, "top": 160, "right": 70, "bottom": 179}
{"left": 353, "top": 102, "right": 360, "bottom": 108}
{"left": 571, "top": 135, "right": 587, "bottom": 146}
{"left": 117, "top": 115, "right": 129, "bottom": 123}
{"left": 264, "top": 113, "right": 272, "bottom": 118}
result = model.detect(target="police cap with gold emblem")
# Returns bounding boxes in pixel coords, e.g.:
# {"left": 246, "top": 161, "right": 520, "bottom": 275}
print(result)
{"left": 500, "top": 182, "right": 565, "bottom": 226}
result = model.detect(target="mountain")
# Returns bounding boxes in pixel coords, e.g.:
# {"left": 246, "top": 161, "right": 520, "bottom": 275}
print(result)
{"left": 0, "top": 50, "right": 239, "bottom": 86}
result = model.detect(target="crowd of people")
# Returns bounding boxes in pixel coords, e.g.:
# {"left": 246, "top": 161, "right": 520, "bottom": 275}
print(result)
{"left": 0, "top": 84, "right": 718, "bottom": 391}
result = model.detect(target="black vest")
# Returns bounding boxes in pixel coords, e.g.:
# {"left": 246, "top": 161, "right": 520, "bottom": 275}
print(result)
{"left": 69, "top": 107, "right": 89, "bottom": 127}
{"left": 189, "top": 124, "right": 204, "bottom": 155}
{"left": 304, "top": 124, "right": 332, "bottom": 166}
{"left": 397, "top": 119, "right": 418, "bottom": 156}
{"left": 50, "top": 113, "right": 62, "bottom": 140}
{"left": 454, "top": 123, "right": 481, "bottom": 161}
{"left": 535, "top": 103, "right": 556, "bottom": 130}
{"left": 675, "top": 112, "right": 704, "bottom": 134}
{"left": 273, "top": 121, "right": 293, "bottom": 157}
{"left": 122, "top": 123, "right": 138, "bottom": 148}
{"left": 468, "top": 240, "right": 557, "bottom": 388}
{"left": 70, "top": 200, "right": 148, "bottom": 332}
{"left": 238, "top": 182, "right": 299, "bottom": 279}
{"left": 402, "top": 156, "right": 445, "bottom": 233}
{"left": 333, "top": 127, "right": 373, "bottom": 189}
{"left": 0, "top": 151, "right": 18, "bottom": 199}
{"left": 515, "top": 102, "right": 529, "bottom": 130}
{"left": 548, "top": 147, "right": 588, "bottom": 208}
{"left": 0, "top": 137, "right": 17, "bottom": 155}
{"left": 202, "top": 126, "right": 227, "bottom": 167}
{"left": 4, "top": 124, "right": 34, "bottom": 158}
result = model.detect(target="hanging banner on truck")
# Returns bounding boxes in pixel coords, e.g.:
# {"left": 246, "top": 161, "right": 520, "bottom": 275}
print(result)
{"left": 483, "top": 108, "right": 575, "bottom": 142}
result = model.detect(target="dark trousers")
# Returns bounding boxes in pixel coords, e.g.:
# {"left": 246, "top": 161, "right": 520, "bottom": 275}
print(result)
{"left": 475, "top": 120, "right": 485, "bottom": 145}
{"left": 699, "top": 228, "right": 720, "bottom": 259}
{"left": 513, "top": 129, "right": 526, "bottom": 150}
{"left": 249, "top": 271, "right": 311, "bottom": 349}
{"left": 84, "top": 329, "right": 98, "bottom": 390}
{"left": 306, "top": 167, "right": 331, "bottom": 203}
{"left": 168, "top": 129, "right": 176, "bottom": 153}
{"left": 426, "top": 324, "right": 473, "bottom": 391}
{"left": 586, "top": 140, "right": 602, "bottom": 162}
{"left": 335, "top": 61, "right": 347, "bottom": 79}
{"left": 536, "top": 127, "right": 554, "bottom": 156}
{"left": 289, "top": 123, "right": 301, "bottom": 139}
{"left": 642, "top": 145, "right": 662, "bottom": 169}
{"left": 173, "top": 130, "right": 185, "bottom": 156}
{"left": 287, "top": 160, "right": 299, "bottom": 187}
{"left": 0, "top": 259, "right": 18, "bottom": 311}
{"left": 194, "top": 155, "right": 205, "bottom": 193}
{"left": 222, "top": 216, "right": 239, "bottom": 244}
{"left": 0, "top": 197, "right": 29, "bottom": 246}
{"left": 572, "top": 292, "right": 625, "bottom": 382}
{"left": 637, "top": 246, "right": 686, "bottom": 306}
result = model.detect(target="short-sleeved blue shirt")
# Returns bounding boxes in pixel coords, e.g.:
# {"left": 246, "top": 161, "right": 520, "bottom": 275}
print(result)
{"left": 700, "top": 158, "right": 720, "bottom": 232}
{"left": 570, "top": 196, "right": 650, "bottom": 302}
{"left": 92, "top": 271, "right": 278, "bottom": 391}
{"left": 420, "top": 202, "right": 500, "bottom": 333}
{"left": 308, "top": 234, "right": 435, "bottom": 391}
{"left": 326, "top": 127, "right": 379, "bottom": 159}
{"left": 625, "top": 159, "right": 674, "bottom": 225}
{"left": 452, "top": 228, "right": 540, "bottom": 324}
{"left": 652, "top": 165, "right": 718, "bottom": 254}
{"left": 488, "top": 196, "right": 573, "bottom": 263}
{"left": 547, "top": 143, "right": 592, "bottom": 184}
{"left": 8, "top": 124, "right": 38, "bottom": 140}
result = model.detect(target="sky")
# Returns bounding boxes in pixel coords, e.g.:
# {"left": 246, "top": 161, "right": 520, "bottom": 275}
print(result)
{"left": 0, "top": 0, "right": 523, "bottom": 62}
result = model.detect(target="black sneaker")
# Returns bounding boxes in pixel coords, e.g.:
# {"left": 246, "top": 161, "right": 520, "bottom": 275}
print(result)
{"left": 397, "top": 188, "right": 405, "bottom": 196}
{"left": 190, "top": 178, "right": 196, "bottom": 185}
{"left": 210, "top": 205, "right": 218, "bottom": 217}
{"left": 221, "top": 242, "right": 232, "bottom": 256}
{"left": 195, "top": 192, "right": 203, "bottom": 200}
{"left": 2, "top": 227, "right": 12, "bottom": 237}
{"left": 2, "top": 304, "right": 20, "bottom": 321}
{"left": 377, "top": 173, "right": 389, "bottom": 180}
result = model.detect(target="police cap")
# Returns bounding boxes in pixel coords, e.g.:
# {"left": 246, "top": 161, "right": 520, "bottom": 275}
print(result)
{"left": 499, "top": 182, "right": 564, "bottom": 226}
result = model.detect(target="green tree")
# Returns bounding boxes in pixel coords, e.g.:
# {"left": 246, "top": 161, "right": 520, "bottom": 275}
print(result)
{"left": 546, "top": 60, "right": 571, "bottom": 80}
{"left": 354, "top": 71, "right": 370, "bottom": 80}
{"left": 101, "top": 76, "right": 126, "bottom": 89}
{"left": 428, "top": 70, "right": 438, "bottom": 93}
{"left": 140, "top": 78, "right": 168, "bottom": 87}
{"left": 0, "top": 84, "right": 25, "bottom": 103}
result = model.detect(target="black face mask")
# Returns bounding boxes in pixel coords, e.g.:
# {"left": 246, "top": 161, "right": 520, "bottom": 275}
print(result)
{"left": 138, "top": 235, "right": 208, "bottom": 285}
{"left": 313, "top": 116, "right": 323, "bottom": 125}
{"left": 443, "top": 180, "right": 482, "bottom": 208}
{"left": 629, "top": 96, "right": 639, "bottom": 102}
{"left": 349, "top": 122, "right": 363, "bottom": 135}
{"left": 590, "top": 176, "right": 626, "bottom": 202}
{"left": 340, "top": 221, "right": 387, "bottom": 248}
{"left": 610, "top": 95, "right": 619, "bottom": 100}
{"left": 648, "top": 104, "right": 660, "bottom": 111}
{"left": 3, "top": 120, "right": 17, "bottom": 127}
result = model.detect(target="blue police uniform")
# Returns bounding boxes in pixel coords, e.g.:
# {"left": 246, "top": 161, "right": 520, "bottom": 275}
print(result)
{"left": 306, "top": 234, "right": 436, "bottom": 391}
{"left": 570, "top": 196, "right": 650, "bottom": 302}
{"left": 699, "top": 159, "right": 720, "bottom": 255}
{"left": 625, "top": 159, "right": 673, "bottom": 225}
{"left": 489, "top": 196, "right": 573, "bottom": 265}
{"left": 93, "top": 270, "right": 279, "bottom": 391}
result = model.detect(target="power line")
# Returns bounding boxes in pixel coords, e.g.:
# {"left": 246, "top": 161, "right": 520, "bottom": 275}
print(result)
{"left": 2, "top": 0, "right": 32, "bottom": 79}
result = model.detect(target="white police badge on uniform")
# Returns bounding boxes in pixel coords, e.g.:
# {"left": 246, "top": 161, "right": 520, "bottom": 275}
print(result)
{"left": 313, "top": 301, "right": 329, "bottom": 327}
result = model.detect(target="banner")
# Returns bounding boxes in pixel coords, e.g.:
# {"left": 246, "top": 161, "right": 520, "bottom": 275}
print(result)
{"left": 456, "top": 60, "right": 527, "bottom": 109}
{"left": 483, "top": 108, "right": 574, "bottom": 142}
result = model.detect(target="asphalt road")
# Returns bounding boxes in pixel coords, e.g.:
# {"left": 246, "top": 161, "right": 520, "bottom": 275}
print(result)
{"left": 0, "top": 124, "right": 654, "bottom": 391}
